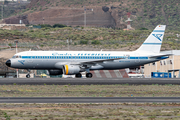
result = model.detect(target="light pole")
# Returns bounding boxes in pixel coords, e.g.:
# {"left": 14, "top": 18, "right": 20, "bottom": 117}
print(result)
{"left": 14, "top": 40, "right": 18, "bottom": 53}
{"left": 14, "top": 40, "right": 18, "bottom": 78}
{"left": 66, "top": 29, "right": 72, "bottom": 51}
{"left": 67, "top": 39, "right": 72, "bottom": 51}
{"left": 84, "top": 7, "right": 93, "bottom": 28}
{"left": 1, "top": 4, "right": 3, "bottom": 21}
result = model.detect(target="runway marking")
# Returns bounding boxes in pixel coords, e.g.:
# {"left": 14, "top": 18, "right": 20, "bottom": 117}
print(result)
{"left": 1, "top": 97, "right": 180, "bottom": 103}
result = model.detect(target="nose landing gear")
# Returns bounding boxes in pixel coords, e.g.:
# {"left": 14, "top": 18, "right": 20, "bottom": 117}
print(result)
{"left": 26, "top": 74, "right": 30, "bottom": 78}
{"left": 26, "top": 69, "right": 31, "bottom": 78}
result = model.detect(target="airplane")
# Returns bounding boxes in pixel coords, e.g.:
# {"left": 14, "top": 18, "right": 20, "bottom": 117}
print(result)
{"left": 6, "top": 25, "right": 171, "bottom": 78}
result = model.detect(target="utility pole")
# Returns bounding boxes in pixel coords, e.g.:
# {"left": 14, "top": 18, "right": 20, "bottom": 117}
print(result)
{"left": 84, "top": 6, "right": 86, "bottom": 28}
{"left": 43, "top": 17, "right": 44, "bottom": 24}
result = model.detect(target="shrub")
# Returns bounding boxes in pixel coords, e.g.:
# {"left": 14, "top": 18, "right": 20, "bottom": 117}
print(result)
{"left": 40, "top": 24, "right": 52, "bottom": 28}
{"left": 80, "top": 40, "right": 88, "bottom": 44}
{"left": 8, "top": 43, "right": 12, "bottom": 47}
{"left": 53, "top": 24, "right": 67, "bottom": 28}
{"left": 29, "top": 30, "right": 34, "bottom": 32}
{"left": 139, "top": 27, "right": 148, "bottom": 30}
{"left": 91, "top": 40, "right": 101, "bottom": 45}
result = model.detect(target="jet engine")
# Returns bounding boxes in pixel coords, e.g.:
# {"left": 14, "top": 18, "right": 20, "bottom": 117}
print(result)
{"left": 48, "top": 69, "right": 63, "bottom": 75}
{"left": 63, "top": 65, "right": 83, "bottom": 75}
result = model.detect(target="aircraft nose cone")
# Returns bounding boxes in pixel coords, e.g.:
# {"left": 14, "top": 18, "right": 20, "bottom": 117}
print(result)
{"left": 6, "top": 60, "right": 11, "bottom": 67}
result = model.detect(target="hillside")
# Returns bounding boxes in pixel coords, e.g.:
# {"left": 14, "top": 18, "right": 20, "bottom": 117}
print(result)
{"left": 0, "top": 1, "right": 30, "bottom": 21}
{"left": 1, "top": 0, "right": 180, "bottom": 30}
{"left": 0, "top": 27, "right": 180, "bottom": 51}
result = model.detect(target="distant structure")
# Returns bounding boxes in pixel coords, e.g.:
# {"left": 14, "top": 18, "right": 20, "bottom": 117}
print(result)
{"left": 0, "top": 24, "right": 26, "bottom": 30}
{"left": 125, "top": 12, "right": 133, "bottom": 30}
{"left": 0, "top": 0, "right": 28, "bottom": 1}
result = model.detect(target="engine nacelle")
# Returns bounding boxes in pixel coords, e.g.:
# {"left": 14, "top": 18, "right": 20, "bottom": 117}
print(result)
{"left": 63, "top": 65, "right": 82, "bottom": 75}
{"left": 48, "top": 69, "right": 63, "bottom": 75}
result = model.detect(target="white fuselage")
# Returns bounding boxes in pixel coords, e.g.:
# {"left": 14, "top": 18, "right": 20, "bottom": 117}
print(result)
{"left": 10, "top": 50, "right": 166, "bottom": 70}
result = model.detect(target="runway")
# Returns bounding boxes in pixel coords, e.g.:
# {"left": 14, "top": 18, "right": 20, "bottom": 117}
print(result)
{"left": 0, "top": 97, "right": 180, "bottom": 103}
{"left": 0, "top": 78, "right": 180, "bottom": 85}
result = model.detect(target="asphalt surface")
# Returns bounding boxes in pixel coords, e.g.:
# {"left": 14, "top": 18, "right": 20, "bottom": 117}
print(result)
{"left": 0, "top": 97, "right": 180, "bottom": 103}
{"left": 0, "top": 78, "right": 180, "bottom": 85}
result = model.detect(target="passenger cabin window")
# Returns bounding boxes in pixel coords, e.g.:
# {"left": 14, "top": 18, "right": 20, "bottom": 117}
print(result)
{"left": 12, "top": 55, "right": 21, "bottom": 59}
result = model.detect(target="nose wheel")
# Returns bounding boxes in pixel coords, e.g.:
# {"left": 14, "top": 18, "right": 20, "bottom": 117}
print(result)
{"left": 26, "top": 74, "right": 30, "bottom": 78}
{"left": 86, "top": 73, "right": 93, "bottom": 78}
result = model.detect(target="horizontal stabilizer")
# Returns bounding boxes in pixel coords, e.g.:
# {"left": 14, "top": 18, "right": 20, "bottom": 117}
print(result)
{"left": 149, "top": 54, "right": 173, "bottom": 58}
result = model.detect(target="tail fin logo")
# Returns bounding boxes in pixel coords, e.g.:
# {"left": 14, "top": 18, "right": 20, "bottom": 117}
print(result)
{"left": 152, "top": 34, "right": 163, "bottom": 41}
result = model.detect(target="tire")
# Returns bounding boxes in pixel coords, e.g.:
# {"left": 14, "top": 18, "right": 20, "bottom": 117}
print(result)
{"left": 75, "top": 73, "right": 82, "bottom": 78}
{"left": 26, "top": 74, "right": 30, "bottom": 78}
{"left": 86, "top": 73, "right": 93, "bottom": 78}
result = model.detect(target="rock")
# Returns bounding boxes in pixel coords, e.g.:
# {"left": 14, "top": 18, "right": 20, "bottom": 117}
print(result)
{"left": 102, "top": 6, "right": 109, "bottom": 12}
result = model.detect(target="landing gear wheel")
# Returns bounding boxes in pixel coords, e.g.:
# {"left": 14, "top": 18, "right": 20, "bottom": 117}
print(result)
{"left": 75, "top": 73, "right": 82, "bottom": 78}
{"left": 86, "top": 73, "right": 93, "bottom": 78}
{"left": 26, "top": 74, "right": 30, "bottom": 78}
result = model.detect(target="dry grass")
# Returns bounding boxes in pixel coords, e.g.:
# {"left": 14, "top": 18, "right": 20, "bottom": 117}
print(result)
{"left": 0, "top": 103, "right": 180, "bottom": 119}
{"left": 0, "top": 84, "right": 179, "bottom": 97}
{"left": 0, "top": 85, "right": 180, "bottom": 119}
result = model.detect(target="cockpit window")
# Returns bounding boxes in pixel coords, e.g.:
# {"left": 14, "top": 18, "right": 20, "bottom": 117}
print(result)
{"left": 12, "top": 55, "right": 21, "bottom": 59}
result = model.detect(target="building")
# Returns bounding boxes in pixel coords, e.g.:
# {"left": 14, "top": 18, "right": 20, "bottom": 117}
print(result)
{"left": 144, "top": 50, "right": 180, "bottom": 78}
{"left": 0, "top": 24, "right": 26, "bottom": 30}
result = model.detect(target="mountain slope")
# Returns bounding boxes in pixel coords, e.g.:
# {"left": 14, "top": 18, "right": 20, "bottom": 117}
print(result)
{"left": 2, "top": 0, "right": 180, "bottom": 30}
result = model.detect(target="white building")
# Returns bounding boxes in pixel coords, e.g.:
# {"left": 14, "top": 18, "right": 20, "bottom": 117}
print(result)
{"left": 144, "top": 50, "right": 180, "bottom": 78}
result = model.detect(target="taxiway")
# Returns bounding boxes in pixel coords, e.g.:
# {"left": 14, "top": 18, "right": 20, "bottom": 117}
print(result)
{"left": 0, "top": 78, "right": 180, "bottom": 85}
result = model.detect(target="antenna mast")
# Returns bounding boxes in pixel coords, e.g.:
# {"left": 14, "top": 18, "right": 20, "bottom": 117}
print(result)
{"left": 125, "top": 12, "right": 133, "bottom": 30}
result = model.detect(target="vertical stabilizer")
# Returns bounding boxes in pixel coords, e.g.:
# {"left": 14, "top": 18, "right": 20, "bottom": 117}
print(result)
{"left": 136, "top": 25, "right": 166, "bottom": 53}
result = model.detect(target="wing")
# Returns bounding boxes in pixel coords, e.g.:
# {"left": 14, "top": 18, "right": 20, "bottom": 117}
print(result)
{"left": 54, "top": 58, "right": 124, "bottom": 69}
{"left": 71, "top": 58, "right": 124, "bottom": 67}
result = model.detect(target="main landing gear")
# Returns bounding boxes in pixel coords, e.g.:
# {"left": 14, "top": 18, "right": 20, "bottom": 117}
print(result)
{"left": 75, "top": 72, "right": 93, "bottom": 78}
{"left": 75, "top": 73, "right": 82, "bottom": 78}
{"left": 85, "top": 69, "right": 93, "bottom": 78}
{"left": 26, "top": 69, "right": 31, "bottom": 78}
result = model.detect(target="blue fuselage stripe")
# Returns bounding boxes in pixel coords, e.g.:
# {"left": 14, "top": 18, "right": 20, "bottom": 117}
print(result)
{"left": 21, "top": 56, "right": 149, "bottom": 60}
